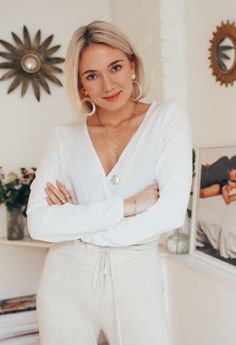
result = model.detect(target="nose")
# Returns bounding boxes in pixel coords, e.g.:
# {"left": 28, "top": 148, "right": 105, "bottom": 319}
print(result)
{"left": 102, "top": 74, "right": 114, "bottom": 93}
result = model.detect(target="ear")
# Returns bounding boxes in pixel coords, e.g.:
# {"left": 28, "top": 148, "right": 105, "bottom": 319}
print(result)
{"left": 81, "top": 87, "right": 88, "bottom": 96}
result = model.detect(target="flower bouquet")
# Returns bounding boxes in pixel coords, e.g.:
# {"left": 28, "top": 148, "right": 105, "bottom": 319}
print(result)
{"left": 0, "top": 167, "right": 36, "bottom": 240}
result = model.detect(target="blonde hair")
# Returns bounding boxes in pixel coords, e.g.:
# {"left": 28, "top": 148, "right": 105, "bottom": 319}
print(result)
{"left": 65, "top": 20, "right": 145, "bottom": 123}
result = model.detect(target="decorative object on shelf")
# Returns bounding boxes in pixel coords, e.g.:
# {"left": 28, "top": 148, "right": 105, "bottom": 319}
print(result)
{"left": 0, "top": 26, "right": 65, "bottom": 101}
{"left": 209, "top": 20, "right": 236, "bottom": 87}
{"left": 0, "top": 294, "right": 38, "bottom": 343}
{"left": 7, "top": 208, "right": 25, "bottom": 240}
{"left": 0, "top": 167, "right": 36, "bottom": 240}
{"left": 190, "top": 146, "right": 236, "bottom": 275}
{"left": 166, "top": 228, "right": 190, "bottom": 254}
{"left": 0, "top": 294, "right": 36, "bottom": 314}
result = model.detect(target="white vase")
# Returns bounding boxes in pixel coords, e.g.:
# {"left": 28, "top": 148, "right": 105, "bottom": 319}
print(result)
{"left": 166, "top": 229, "right": 189, "bottom": 254}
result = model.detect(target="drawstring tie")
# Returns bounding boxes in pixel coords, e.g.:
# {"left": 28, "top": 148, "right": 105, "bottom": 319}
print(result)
{"left": 93, "top": 248, "right": 123, "bottom": 345}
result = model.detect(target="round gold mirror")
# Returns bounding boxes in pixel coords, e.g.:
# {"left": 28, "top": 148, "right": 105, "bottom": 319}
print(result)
{"left": 209, "top": 21, "right": 236, "bottom": 87}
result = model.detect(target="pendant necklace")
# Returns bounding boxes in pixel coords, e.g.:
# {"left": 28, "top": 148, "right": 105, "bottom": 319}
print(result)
{"left": 97, "top": 103, "right": 137, "bottom": 185}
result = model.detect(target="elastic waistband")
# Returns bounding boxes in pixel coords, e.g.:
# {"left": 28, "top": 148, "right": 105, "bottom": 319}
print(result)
{"left": 78, "top": 238, "right": 160, "bottom": 251}
{"left": 50, "top": 237, "right": 161, "bottom": 266}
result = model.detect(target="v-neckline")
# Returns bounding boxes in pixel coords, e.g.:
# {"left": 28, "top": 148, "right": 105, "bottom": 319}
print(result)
{"left": 84, "top": 100, "right": 156, "bottom": 180}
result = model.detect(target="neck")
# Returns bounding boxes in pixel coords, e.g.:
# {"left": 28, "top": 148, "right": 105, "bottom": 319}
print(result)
{"left": 97, "top": 100, "right": 137, "bottom": 127}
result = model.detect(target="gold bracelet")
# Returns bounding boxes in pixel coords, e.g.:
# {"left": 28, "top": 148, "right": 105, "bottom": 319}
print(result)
{"left": 133, "top": 197, "right": 137, "bottom": 215}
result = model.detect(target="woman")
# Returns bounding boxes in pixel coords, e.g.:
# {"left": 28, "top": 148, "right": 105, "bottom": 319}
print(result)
{"left": 200, "top": 155, "right": 236, "bottom": 204}
{"left": 27, "top": 20, "right": 192, "bottom": 345}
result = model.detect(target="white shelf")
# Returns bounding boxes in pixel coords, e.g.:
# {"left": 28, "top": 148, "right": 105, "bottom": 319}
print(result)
{"left": 0, "top": 236, "right": 170, "bottom": 252}
{"left": 167, "top": 251, "right": 236, "bottom": 293}
{"left": 0, "top": 235, "right": 51, "bottom": 248}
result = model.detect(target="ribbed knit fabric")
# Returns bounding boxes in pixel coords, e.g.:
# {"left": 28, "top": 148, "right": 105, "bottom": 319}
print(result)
{"left": 36, "top": 239, "right": 172, "bottom": 345}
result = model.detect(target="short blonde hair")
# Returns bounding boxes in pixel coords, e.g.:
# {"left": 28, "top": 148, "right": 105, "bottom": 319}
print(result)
{"left": 65, "top": 20, "right": 145, "bottom": 123}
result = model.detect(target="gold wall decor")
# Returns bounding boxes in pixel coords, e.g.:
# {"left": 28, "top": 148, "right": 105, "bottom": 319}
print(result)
{"left": 0, "top": 26, "right": 65, "bottom": 101}
{"left": 209, "top": 20, "right": 236, "bottom": 87}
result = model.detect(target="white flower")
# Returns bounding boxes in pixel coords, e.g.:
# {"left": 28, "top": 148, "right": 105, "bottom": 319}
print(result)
{"left": 4, "top": 172, "right": 18, "bottom": 184}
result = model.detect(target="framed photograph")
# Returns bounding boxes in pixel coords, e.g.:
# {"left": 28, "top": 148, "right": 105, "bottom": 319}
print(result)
{"left": 190, "top": 145, "right": 236, "bottom": 275}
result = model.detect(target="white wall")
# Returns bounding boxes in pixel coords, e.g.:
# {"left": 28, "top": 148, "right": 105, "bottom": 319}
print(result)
{"left": 111, "top": 0, "right": 163, "bottom": 102}
{"left": 0, "top": 0, "right": 111, "bottom": 298}
{"left": 168, "top": 257, "right": 236, "bottom": 345}
{"left": 111, "top": 0, "right": 188, "bottom": 105}
{"left": 185, "top": 0, "right": 236, "bottom": 146}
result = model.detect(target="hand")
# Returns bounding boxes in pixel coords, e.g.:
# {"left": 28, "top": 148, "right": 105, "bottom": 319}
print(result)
{"left": 124, "top": 183, "right": 159, "bottom": 217}
{"left": 133, "top": 183, "right": 160, "bottom": 213}
{"left": 45, "top": 181, "right": 72, "bottom": 206}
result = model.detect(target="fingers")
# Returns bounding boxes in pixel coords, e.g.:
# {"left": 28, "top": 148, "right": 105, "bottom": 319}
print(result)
{"left": 153, "top": 182, "right": 159, "bottom": 190}
{"left": 138, "top": 184, "right": 159, "bottom": 204}
{"left": 46, "top": 197, "right": 54, "bottom": 206}
{"left": 151, "top": 188, "right": 159, "bottom": 201}
{"left": 145, "top": 183, "right": 159, "bottom": 194}
{"left": 45, "top": 182, "right": 68, "bottom": 205}
{"left": 149, "top": 183, "right": 160, "bottom": 200}
{"left": 56, "top": 180, "right": 72, "bottom": 202}
{"left": 140, "top": 183, "right": 160, "bottom": 201}
{"left": 45, "top": 181, "right": 73, "bottom": 206}
{"left": 45, "top": 185, "right": 62, "bottom": 205}
{"left": 146, "top": 182, "right": 159, "bottom": 189}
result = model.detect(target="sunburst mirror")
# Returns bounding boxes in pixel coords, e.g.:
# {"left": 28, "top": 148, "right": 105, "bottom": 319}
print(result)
{"left": 0, "top": 26, "right": 65, "bottom": 101}
{"left": 209, "top": 20, "right": 236, "bottom": 87}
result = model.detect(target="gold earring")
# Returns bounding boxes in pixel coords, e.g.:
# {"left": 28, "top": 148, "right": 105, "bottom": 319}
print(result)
{"left": 81, "top": 97, "right": 96, "bottom": 116}
{"left": 130, "top": 74, "right": 142, "bottom": 101}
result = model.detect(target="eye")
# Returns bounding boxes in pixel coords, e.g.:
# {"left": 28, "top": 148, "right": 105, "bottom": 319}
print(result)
{"left": 111, "top": 64, "right": 122, "bottom": 72}
{"left": 86, "top": 72, "right": 97, "bottom": 81}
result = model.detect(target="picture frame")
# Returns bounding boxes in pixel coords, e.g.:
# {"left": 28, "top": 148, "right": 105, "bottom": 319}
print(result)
{"left": 190, "top": 145, "right": 236, "bottom": 275}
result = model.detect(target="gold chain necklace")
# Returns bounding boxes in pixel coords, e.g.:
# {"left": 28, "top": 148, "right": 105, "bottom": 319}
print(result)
{"left": 97, "top": 103, "right": 137, "bottom": 185}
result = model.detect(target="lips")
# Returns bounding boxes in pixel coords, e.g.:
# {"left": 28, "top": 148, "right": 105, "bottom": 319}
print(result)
{"left": 103, "top": 91, "right": 121, "bottom": 101}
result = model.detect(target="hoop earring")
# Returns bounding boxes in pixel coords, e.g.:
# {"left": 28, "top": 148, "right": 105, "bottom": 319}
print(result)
{"left": 81, "top": 97, "right": 96, "bottom": 116}
{"left": 130, "top": 75, "right": 143, "bottom": 101}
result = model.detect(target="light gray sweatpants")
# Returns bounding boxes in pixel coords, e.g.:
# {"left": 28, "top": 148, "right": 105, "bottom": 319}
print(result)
{"left": 37, "top": 239, "right": 171, "bottom": 345}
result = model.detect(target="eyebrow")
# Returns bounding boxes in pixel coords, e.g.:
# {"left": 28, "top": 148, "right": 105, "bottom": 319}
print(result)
{"left": 81, "top": 59, "right": 124, "bottom": 76}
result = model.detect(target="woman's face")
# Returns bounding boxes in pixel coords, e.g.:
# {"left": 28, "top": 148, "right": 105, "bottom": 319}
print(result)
{"left": 228, "top": 169, "right": 236, "bottom": 182}
{"left": 78, "top": 43, "right": 135, "bottom": 112}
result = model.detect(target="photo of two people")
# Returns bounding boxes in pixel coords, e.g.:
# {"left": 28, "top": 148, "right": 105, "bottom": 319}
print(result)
{"left": 192, "top": 147, "right": 236, "bottom": 273}
{"left": 200, "top": 155, "right": 236, "bottom": 205}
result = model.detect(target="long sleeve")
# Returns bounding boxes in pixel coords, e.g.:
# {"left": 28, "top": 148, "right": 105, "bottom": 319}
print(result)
{"left": 88, "top": 102, "right": 192, "bottom": 246}
{"left": 26, "top": 126, "right": 124, "bottom": 243}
